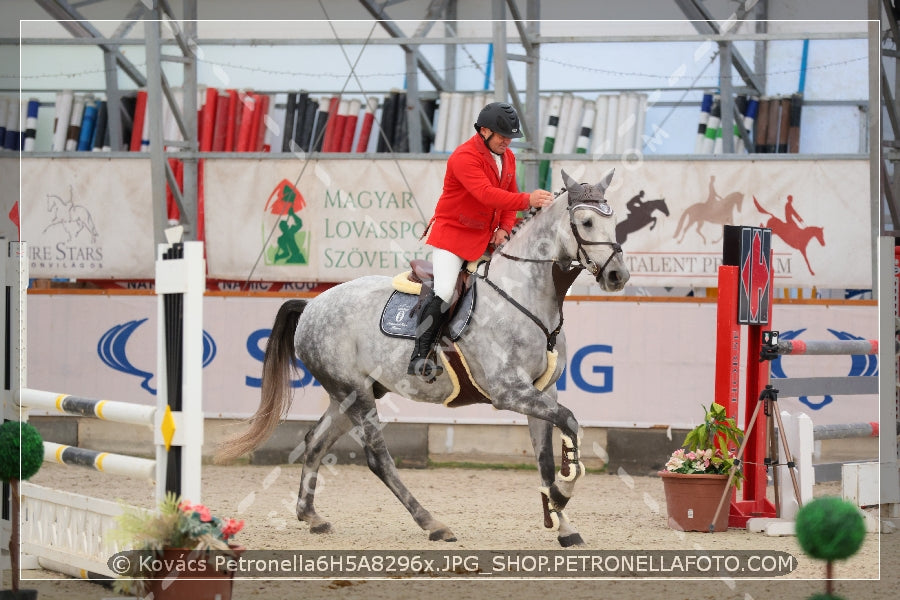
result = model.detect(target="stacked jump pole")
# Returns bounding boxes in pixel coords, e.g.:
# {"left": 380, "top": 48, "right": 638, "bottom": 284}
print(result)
{"left": 1, "top": 238, "right": 205, "bottom": 579}
{"left": 713, "top": 226, "right": 885, "bottom": 531}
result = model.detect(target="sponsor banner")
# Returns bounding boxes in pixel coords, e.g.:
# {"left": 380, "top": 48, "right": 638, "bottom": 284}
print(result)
{"left": 26, "top": 293, "right": 876, "bottom": 429}
{"left": 21, "top": 158, "right": 156, "bottom": 279}
{"left": 18, "top": 157, "right": 871, "bottom": 289}
{"left": 553, "top": 159, "right": 871, "bottom": 289}
{"left": 203, "top": 159, "right": 444, "bottom": 281}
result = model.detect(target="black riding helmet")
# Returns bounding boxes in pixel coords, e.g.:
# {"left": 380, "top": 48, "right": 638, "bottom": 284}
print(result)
{"left": 474, "top": 102, "right": 523, "bottom": 139}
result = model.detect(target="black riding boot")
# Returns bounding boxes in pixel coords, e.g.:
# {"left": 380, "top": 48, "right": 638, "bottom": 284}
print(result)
{"left": 407, "top": 293, "right": 449, "bottom": 381}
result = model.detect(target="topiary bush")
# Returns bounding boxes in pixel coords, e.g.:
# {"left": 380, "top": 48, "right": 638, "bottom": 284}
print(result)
{"left": 796, "top": 496, "right": 867, "bottom": 598}
{"left": 796, "top": 496, "right": 866, "bottom": 561}
{"left": 0, "top": 420, "right": 43, "bottom": 483}
{"left": 0, "top": 420, "right": 43, "bottom": 594}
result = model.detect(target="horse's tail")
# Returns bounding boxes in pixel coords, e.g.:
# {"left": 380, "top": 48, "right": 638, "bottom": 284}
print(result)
{"left": 214, "top": 299, "right": 307, "bottom": 464}
{"left": 752, "top": 196, "right": 772, "bottom": 217}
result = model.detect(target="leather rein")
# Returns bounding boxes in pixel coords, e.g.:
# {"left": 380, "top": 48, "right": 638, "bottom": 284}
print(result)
{"left": 476, "top": 197, "right": 622, "bottom": 351}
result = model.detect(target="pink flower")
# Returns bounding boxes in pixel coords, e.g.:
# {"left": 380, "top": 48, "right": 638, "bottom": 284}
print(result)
{"left": 180, "top": 500, "right": 212, "bottom": 522}
{"left": 221, "top": 518, "right": 245, "bottom": 540}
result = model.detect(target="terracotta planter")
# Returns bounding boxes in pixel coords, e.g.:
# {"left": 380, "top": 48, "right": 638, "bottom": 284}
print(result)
{"left": 146, "top": 545, "right": 244, "bottom": 600}
{"left": 659, "top": 471, "right": 731, "bottom": 532}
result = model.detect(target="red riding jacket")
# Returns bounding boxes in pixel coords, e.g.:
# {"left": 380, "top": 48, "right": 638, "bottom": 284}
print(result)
{"left": 423, "top": 134, "right": 529, "bottom": 261}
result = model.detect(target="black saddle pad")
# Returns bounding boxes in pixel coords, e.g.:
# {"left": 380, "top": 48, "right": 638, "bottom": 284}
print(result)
{"left": 380, "top": 283, "right": 476, "bottom": 341}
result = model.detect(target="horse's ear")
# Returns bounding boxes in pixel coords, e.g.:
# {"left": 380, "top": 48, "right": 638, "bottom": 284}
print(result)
{"left": 561, "top": 169, "right": 579, "bottom": 195}
{"left": 597, "top": 169, "right": 615, "bottom": 197}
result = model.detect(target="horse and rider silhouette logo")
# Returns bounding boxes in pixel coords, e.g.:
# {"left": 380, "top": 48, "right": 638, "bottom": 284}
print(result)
{"left": 615, "top": 190, "right": 669, "bottom": 244}
{"left": 753, "top": 194, "right": 825, "bottom": 275}
{"left": 674, "top": 175, "right": 744, "bottom": 245}
{"left": 668, "top": 176, "right": 825, "bottom": 275}
{"left": 43, "top": 186, "right": 99, "bottom": 244}
{"left": 264, "top": 178, "right": 310, "bottom": 266}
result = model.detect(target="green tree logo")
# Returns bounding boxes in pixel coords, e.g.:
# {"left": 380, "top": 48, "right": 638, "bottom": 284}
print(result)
{"left": 264, "top": 179, "right": 310, "bottom": 266}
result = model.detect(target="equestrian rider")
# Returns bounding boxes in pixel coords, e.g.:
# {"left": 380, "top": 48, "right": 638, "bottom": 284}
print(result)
{"left": 408, "top": 101, "right": 555, "bottom": 379}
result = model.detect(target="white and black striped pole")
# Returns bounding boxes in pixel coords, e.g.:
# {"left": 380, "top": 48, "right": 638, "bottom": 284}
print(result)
{"left": 701, "top": 94, "right": 721, "bottom": 154}
{"left": 539, "top": 94, "right": 562, "bottom": 189}
{"left": 736, "top": 96, "right": 759, "bottom": 153}
{"left": 574, "top": 103, "right": 595, "bottom": 154}
{"left": 23, "top": 98, "right": 39, "bottom": 152}
{"left": 694, "top": 91, "right": 713, "bottom": 153}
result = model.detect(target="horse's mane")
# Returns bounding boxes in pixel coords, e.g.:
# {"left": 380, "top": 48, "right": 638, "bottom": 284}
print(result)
{"left": 508, "top": 206, "right": 541, "bottom": 237}
{"left": 495, "top": 188, "right": 569, "bottom": 252}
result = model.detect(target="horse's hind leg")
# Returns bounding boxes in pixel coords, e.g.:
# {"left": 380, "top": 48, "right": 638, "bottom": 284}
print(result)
{"left": 356, "top": 416, "right": 456, "bottom": 542}
{"left": 296, "top": 400, "right": 354, "bottom": 534}
{"left": 528, "top": 416, "right": 584, "bottom": 547}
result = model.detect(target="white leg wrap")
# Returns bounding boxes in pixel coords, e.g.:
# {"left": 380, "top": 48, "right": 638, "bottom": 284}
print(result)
{"left": 557, "top": 461, "right": 585, "bottom": 483}
{"left": 559, "top": 433, "right": 585, "bottom": 482}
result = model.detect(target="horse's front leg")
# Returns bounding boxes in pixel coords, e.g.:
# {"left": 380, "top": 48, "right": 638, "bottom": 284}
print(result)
{"left": 527, "top": 416, "right": 585, "bottom": 547}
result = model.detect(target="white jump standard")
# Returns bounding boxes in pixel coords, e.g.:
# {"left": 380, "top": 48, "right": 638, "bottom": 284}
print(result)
{"left": 1, "top": 238, "right": 206, "bottom": 580}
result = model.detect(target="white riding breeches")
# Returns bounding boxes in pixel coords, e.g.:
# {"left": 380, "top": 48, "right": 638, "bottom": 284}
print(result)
{"left": 429, "top": 246, "right": 464, "bottom": 303}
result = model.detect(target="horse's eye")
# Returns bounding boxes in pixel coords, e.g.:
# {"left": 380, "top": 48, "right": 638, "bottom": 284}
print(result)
{"left": 581, "top": 218, "right": 593, "bottom": 228}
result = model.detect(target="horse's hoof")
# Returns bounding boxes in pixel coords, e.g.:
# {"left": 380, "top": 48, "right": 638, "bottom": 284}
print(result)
{"left": 428, "top": 527, "right": 457, "bottom": 542}
{"left": 558, "top": 533, "right": 584, "bottom": 547}
{"left": 310, "top": 521, "right": 333, "bottom": 534}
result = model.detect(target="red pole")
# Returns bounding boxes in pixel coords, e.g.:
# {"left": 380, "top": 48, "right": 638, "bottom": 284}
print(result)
{"left": 715, "top": 265, "right": 741, "bottom": 422}
{"left": 714, "top": 265, "right": 742, "bottom": 526}
{"left": 715, "top": 262, "right": 776, "bottom": 526}
{"left": 740, "top": 256, "right": 776, "bottom": 519}
{"left": 743, "top": 322, "right": 769, "bottom": 507}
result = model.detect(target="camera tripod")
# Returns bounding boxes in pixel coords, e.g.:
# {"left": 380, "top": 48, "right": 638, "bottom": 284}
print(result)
{"left": 709, "top": 383, "right": 804, "bottom": 532}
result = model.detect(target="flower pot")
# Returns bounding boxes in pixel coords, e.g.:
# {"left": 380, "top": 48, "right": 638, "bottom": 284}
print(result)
{"left": 146, "top": 545, "right": 244, "bottom": 600}
{"left": 659, "top": 471, "right": 731, "bottom": 532}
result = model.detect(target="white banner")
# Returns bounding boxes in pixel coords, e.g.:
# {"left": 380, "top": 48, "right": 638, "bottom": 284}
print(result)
{"left": 553, "top": 158, "right": 872, "bottom": 289}
{"left": 21, "top": 158, "right": 156, "bottom": 279}
{"left": 26, "top": 293, "right": 877, "bottom": 430}
{"left": 203, "top": 159, "right": 444, "bottom": 281}
{"left": 17, "top": 157, "right": 871, "bottom": 290}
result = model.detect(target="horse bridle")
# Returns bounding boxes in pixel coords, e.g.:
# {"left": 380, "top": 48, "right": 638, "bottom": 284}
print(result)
{"left": 496, "top": 198, "right": 623, "bottom": 280}
{"left": 568, "top": 201, "right": 623, "bottom": 280}
{"left": 478, "top": 196, "right": 623, "bottom": 351}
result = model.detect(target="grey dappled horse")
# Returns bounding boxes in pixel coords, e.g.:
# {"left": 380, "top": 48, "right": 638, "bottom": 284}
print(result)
{"left": 217, "top": 169, "right": 630, "bottom": 547}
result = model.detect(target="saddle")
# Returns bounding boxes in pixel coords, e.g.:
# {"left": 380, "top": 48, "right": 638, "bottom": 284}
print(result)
{"left": 380, "top": 258, "right": 559, "bottom": 408}
{"left": 380, "top": 258, "right": 479, "bottom": 341}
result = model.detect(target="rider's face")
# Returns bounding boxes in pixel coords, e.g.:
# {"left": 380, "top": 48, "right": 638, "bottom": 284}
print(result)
{"left": 480, "top": 128, "right": 511, "bottom": 155}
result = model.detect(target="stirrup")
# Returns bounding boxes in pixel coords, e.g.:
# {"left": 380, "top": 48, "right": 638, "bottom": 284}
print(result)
{"left": 408, "top": 355, "right": 444, "bottom": 383}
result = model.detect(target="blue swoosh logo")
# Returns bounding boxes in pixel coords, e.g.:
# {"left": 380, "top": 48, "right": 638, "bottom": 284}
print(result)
{"left": 98, "top": 319, "right": 157, "bottom": 394}
{"left": 98, "top": 320, "right": 217, "bottom": 395}
{"left": 769, "top": 328, "right": 877, "bottom": 411}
